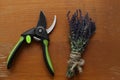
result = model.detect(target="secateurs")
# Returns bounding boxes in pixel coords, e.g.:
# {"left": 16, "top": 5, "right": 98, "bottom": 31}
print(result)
{"left": 7, "top": 11, "right": 56, "bottom": 76}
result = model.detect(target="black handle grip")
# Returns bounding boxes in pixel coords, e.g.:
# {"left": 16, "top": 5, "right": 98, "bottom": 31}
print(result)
{"left": 7, "top": 36, "right": 24, "bottom": 69}
{"left": 42, "top": 39, "right": 54, "bottom": 76}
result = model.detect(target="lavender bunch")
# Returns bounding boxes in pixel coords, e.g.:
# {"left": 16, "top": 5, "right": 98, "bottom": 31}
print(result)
{"left": 67, "top": 10, "right": 96, "bottom": 78}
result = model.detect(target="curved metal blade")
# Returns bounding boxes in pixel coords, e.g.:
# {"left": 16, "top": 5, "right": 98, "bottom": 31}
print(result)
{"left": 46, "top": 15, "right": 56, "bottom": 34}
{"left": 37, "top": 11, "right": 46, "bottom": 28}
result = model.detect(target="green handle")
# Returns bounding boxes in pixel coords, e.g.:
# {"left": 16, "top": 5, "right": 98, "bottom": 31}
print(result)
{"left": 7, "top": 36, "right": 24, "bottom": 69}
{"left": 42, "top": 39, "right": 54, "bottom": 76}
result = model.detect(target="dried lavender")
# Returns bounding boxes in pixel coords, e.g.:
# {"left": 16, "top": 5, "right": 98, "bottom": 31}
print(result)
{"left": 66, "top": 9, "right": 96, "bottom": 78}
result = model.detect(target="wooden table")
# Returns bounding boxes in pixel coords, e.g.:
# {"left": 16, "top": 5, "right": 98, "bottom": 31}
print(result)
{"left": 0, "top": 0, "right": 120, "bottom": 80}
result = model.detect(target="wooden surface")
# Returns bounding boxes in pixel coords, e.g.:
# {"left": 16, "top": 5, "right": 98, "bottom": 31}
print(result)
{"left": 0, "top": 0, "right": 120, "bottom": 80}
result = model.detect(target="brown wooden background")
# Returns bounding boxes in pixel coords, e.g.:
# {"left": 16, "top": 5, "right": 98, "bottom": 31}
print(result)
{"left": 0, "top": 0, "right": 120, "bottom": 80}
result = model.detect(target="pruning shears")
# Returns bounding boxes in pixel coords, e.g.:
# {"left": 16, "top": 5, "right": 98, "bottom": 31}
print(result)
{"left": 7, "top": 11, "right": 56, "bottom": 76}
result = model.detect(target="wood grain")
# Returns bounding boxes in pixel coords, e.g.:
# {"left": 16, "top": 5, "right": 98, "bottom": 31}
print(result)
{"left": 0, "top": 0, "right": 120, "bottom": 80}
